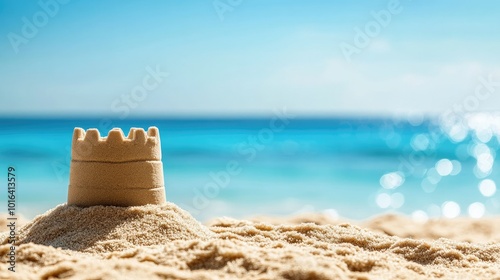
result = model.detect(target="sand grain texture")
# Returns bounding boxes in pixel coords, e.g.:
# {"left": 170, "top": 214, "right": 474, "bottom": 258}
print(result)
{"left": 68, "top": 127, "right": 166, "bottom": 207}
{"left": 1, "top": 204, "right": 500, "bottom": 279}
{"left": 249, "top": 212, "right": 500, "bottom": 243}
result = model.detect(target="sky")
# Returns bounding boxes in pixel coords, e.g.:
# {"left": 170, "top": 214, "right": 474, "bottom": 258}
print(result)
{"left": 1, "top": 0, "right": 500, "bottom": 118}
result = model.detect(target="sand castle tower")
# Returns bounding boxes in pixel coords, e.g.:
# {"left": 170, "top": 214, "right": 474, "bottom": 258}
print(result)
{"left": 67, "top": 127, "right": 166, "bottom": 207}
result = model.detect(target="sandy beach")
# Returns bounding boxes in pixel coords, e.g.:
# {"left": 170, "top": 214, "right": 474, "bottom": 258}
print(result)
{"left": 3, "top": 0, "right": 500, "bottom": 279}
{"left": 1, "top": 203, "right": 500, "bottom": 279}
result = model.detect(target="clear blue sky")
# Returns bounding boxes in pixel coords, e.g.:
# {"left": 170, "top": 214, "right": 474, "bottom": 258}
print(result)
{"left": 1, "top": 0, "right": 500, "bottom": 117}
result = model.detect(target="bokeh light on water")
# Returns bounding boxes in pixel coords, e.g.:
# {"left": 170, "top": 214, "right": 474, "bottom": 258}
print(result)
{"left": 376, "top": 112, "right": 500, "bottom": 220}
{"left": 1, "top": 115, "right": 499, "bottom": 221}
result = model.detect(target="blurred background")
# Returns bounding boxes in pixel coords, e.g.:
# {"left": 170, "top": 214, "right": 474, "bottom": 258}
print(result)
{"left": 1, "top": 0, "right": 499, "bottom": 221}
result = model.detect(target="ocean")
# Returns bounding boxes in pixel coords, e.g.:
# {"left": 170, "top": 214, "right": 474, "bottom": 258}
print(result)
{"left": 0, "top": 116, "right": 499, "bottom": 221}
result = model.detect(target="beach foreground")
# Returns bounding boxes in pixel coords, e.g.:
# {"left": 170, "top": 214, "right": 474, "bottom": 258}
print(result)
{"left": 1, "top": 203, "right": 500, "bottom": 279}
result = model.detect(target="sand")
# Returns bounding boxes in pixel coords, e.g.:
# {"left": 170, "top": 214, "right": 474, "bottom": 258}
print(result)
{"left": 0, "top": 215, "right": 27, "bottom": 230}
{"left": 1, "top": 204, "right": 500, "bottom": 280}
{"left": 68, "top": 127, "right": 166, "bottom": 207}
{"left": 248, "top": 212, "right": 500, "bottom": 244}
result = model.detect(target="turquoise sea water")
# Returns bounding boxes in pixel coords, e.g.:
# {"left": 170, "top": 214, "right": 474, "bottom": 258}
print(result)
{"left": 0, "top": 117, "right": 499, "bottom": 221}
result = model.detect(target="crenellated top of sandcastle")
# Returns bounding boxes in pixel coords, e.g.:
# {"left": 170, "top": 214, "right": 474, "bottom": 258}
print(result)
{"left": 72, "top": 127, "right": 161, "bottom": 162}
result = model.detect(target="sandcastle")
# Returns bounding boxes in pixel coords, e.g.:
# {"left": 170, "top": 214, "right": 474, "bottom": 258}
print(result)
{"left": 67, "top": 127, "right": 166, "bottom": 207}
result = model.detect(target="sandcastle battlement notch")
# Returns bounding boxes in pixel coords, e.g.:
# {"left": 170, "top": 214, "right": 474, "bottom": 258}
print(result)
{"left": 72, "top": 127, "right": 161, "bottom": 162}
{"left": 68, "top": 127, "right": 166, "bottom": 207}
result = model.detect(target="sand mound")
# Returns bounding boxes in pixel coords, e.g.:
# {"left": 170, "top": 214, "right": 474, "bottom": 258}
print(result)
{"left": 245, "top": 212, "right": 343, "bottom": 226}
{"left": 1, "top": 202, "right": 213, "bottom": 253}
{"left": 2, "top": 205, "right": 500, "bottom": 279}
{"left": 364, "top": 214, "right": 500, "bottom": 243}
{"left": 245, "top": 212, "right": 500, "bottom": 243}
